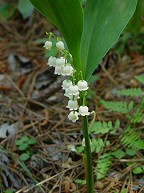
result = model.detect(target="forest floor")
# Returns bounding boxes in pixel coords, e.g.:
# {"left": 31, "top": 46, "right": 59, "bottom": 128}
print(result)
{"left": 0, "top": 7, "right": 144, "bottom": 193}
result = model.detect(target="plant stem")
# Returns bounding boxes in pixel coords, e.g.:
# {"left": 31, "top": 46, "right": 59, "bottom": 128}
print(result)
{"left": 82, "top": 116, "right": 95, "bottom": 193}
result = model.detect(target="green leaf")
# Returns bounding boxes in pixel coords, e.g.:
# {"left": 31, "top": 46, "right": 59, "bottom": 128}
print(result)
{"left": 0, "top": 3, "right": 16, "bottom": 20}
{"left": 126, "top": 0, "right": 144, "bottom": 34}
{"left": 95, "top": 153, "right": 112, "bottom": 180}
{"left": 81, "top": 0, "right": 137, "bottom": 80}
{"left": 115, "top": 88, "right": 143, "bottom": 97}
{"left": 5, "top": 189, "right": 14, "bottom": 193}
{"left": 75, "top": 179, "right": 86, "bottom": 185}
{"left": 133, "top": 166, "right": 144, "bottom": 174}
{"left": 27, "top": 138, "right": 36, "bottom": 145}
{"left": 101, "top": 100, "right": 134, "bottom": 113}
{"left": 126, "top": 148, "right": 137, "bottom": 156}
{"left": 20, "top": 153, "right": 30, "bottom": 161}
{"left": 29, "top": 0, "right": 83, "bottom": 72}
{"left": 115, "top": 119, "right": 120, "bottom": 130}
{"left": 135, "top": 75, "right": 144, "bottom": 84}
{"left": 80, "top": 0, "right": 87, "bottom": 5}
{"left": 18, "top": 0, "right": 34, "bottom": 19}
{"left": 76, "top": 146, "right": 84, "bottom": 154}
{"left": 16, "top": 136, "right": 29, "bottom": 145}
{"left": 112, "top": 149, "right": 126, "bottom": 159}
{"left": 120, "top": 189, "right": 128, "bottom": 193}
{"left": 19, "top": 144, "right": 29, "bottom": 151}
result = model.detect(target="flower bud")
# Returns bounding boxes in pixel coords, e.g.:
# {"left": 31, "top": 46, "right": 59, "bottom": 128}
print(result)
{"left": 78, "top": 80, "right": 89, "bottom": 91}
{"left": 67, "top": 145, "right": 77, "bottom": 152}
{"left": 43, "top": 41, "right": 52, "bottom": 50}
{"left": 82, "top": 138, "right": 85, "bottom": 147}
{"left": 66, "top": 100, "right": 78, "bottom": 110}
{"left": 61, "top": 65, "right": 73, "bottom": 76}
{"left": 56, "top": 41, "right": 65, "bottom": 51}
{"left": 56, "top": 57, "right": 65, "bottom": 67}
{"left": 47, "top": 56, "right": 56, "bottom": 67}
{"left": 78, "top": 106, "right": 90, "bottom": 116}
{"left": 68, "top": 85, "right": 79, "bottom": 96}
{"left": 62, "top": 79, "right": 72, "bottom": 90}
{"left": 68, "top": 111, "right": 79, "bottom": 122}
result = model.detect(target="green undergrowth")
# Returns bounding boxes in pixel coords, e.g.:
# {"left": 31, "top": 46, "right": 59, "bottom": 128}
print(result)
{"left": 72, "top": 75, "right": 144, "bottom": 183}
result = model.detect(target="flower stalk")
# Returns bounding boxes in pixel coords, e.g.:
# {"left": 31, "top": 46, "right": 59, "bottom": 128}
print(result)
{"left": 82, "top": 116, "right": 94, "bottom": 192}
{"left": 44, "top": 35, "right": 95, "bottom": 192}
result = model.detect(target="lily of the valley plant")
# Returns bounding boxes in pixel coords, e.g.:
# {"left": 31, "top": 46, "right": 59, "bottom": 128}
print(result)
{"left": 29, "top": 0, "right": 138, "bottom": 192}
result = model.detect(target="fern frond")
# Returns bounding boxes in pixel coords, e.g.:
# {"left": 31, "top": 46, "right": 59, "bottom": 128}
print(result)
{"left": 95, "top": 153, "right": 112, "bottom": 180}
{"left": 101, "top": 100, "right": 134, "bottom": 113}
{"left": 115, "top": 88, "right": 142, "bottom": 97}
{"left": 135, "top": 75, "right": 144, "bottom": 84}
{"left": 91, "top": 138, "right": 105, "bottom": 153}
{"left": 120, "top": 127, "right": 144, "bottom": 150}
{"left": 131, "top": 100, "right": 144, "bottom": 124}
{"left": 131, "top": 108, "right": 144, "bottom": 124}
{"left": 91, "top": 119, "right": 120, "bottom": 135}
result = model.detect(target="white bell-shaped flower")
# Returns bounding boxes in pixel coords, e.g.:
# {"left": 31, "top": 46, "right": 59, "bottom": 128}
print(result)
{"left": 54, "top": 66, "right": 62, "bottom": 75}
{"left": 62, "top": 79, "right": 72, "bottom": 90}
{"left": 66, "top": 100, "right": 78, "bottom": 110}
{"left": 61, "top": 65, "right": 73, "bottom": 76}
{"left": 78, "top": 106, "right": 90, "bottom": 116}
{"left": 68, "top": 111, "right": 79, "bottom": 122}
{"left": 68, "top": 85, "right": 79, "bottom": 96}
{"left": 47, "top": 56, "right": 56, "bottom": 67}
{"left": 64, "top": 89, "right": 80, "bottom": 99}
{"left": 73, "top": 94, "right": 80, "bottom": 100}
{"left": 78, "top": 80, "right": 89, "bottom": 91}
{"left": 56, "top": 57, "right": 65, "bottom": 67}
{"left": 64, "top": 89, "right": 72, "bottom": 98}
{"left": 43, "top": 41, "right": 52, "bottom": 50}
{"left": 56, "top": 41, "right": 65, "bottom": 51}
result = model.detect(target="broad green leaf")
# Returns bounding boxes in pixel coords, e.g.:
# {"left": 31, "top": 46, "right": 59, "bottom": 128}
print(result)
{"left": 18, "top": 0, "right": 34, "bottom": 19}
{"left": 29, "top": 0, "right": 83, "bottom": 72}
{"left": 126, "top": 0, "right": 144, "bottom": 34}
{"left": 81, "top": 0, "right": 137, "bottom": 80}
{"left": 80, "top": 0, "right": 87, "bottom": 5}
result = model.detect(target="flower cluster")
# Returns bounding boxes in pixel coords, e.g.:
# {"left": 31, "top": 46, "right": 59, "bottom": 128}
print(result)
{"left": 44, "top": 35, "right": 90, "bottom": 122}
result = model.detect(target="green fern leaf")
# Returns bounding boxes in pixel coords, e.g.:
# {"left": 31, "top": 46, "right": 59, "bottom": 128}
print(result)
{"left": 135, "top": 75, "right": 144, "bottom": 84}
{"left": 95, "top": 153, "right": 112, "bottom": 180}
{"left": 91, "top": 138, "right": 105, "bottom": 153}
{"left": 120, "top": 126, "right": 144, "bottom": 150}
{"left": 91, "top": 119, "right": 120, "bottom": 134}
{"left": 115, "top": 88, "right": 142, "bottom": 97}
{"left": 131, "top": 108, "right": 144, "bottom": 123}
{"left": 101, "top": 100, "right": 134, "bottom": 113}
{"left": 131, "top": 100, "right": 144, "bottom": 124}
